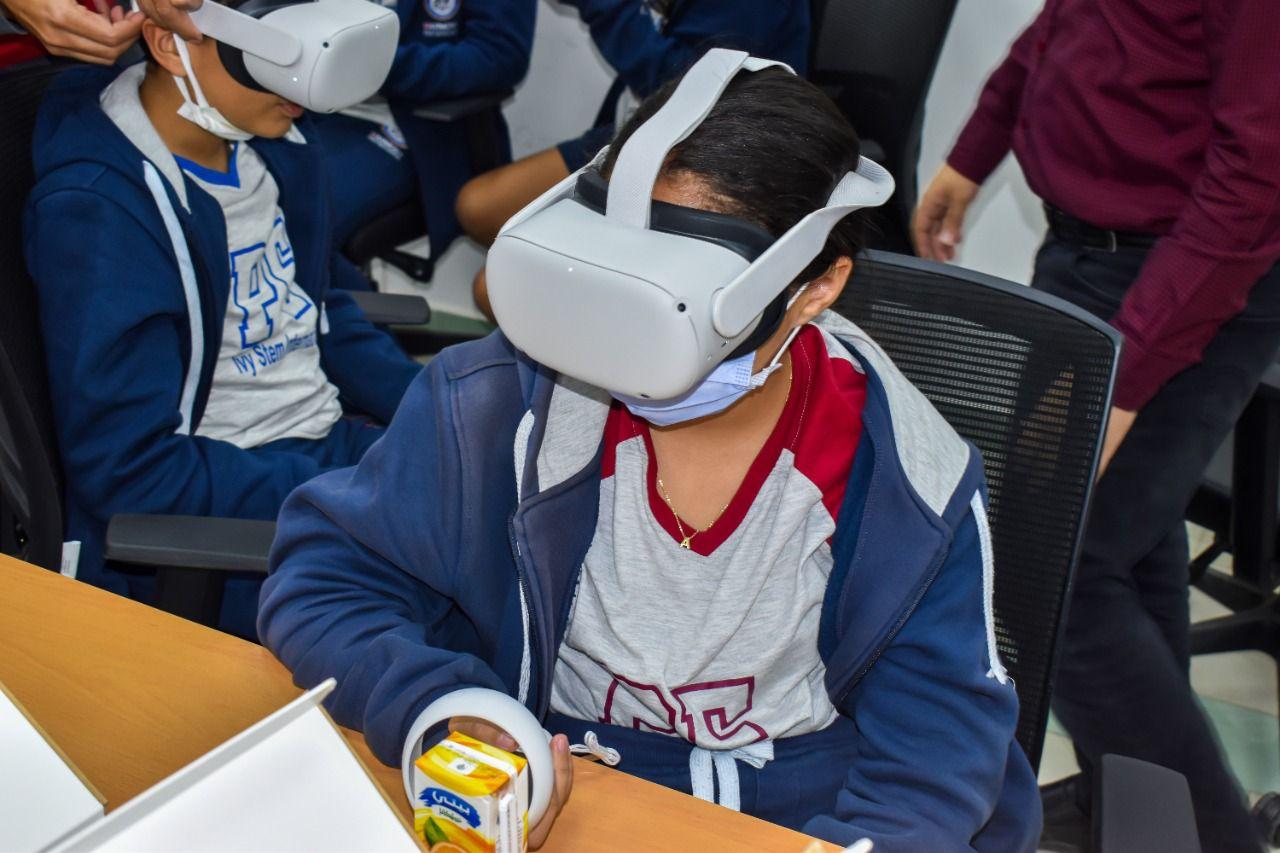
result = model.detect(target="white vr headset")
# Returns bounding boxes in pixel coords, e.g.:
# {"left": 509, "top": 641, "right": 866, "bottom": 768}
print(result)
{"left": 186, "top": 0, "right": 398, "bottom": 113}
{"left": 485, "top": 48, "right": 895, "bottom": 402}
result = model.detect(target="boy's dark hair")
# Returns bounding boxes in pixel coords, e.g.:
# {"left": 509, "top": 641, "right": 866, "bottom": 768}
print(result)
{"left": 602, "top": 64, "right": 867, "bottom": 287}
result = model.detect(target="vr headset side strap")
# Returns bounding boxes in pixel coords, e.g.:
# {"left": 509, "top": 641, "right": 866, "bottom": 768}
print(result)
{"left": 712, "top": 159, "right": 895, "bottom": 339}
{"left": 605, "top": 51, "right": 792, "bottom": 230}
{"left": 189, "top": 0, "right": 302, "bottom": 66}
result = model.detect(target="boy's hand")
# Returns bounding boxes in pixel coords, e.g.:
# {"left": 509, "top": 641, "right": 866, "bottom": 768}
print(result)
{"left": 3, "top": 0, "right": 142, "bottom": 63}
{"left": 448, "top": 717, "right": 575, "bottom": 851}
{"left": 912, "top": 164, "right": 980, "bottom": 262}
{"left": 134, "top": 0, "right": 200, "bottom": 42}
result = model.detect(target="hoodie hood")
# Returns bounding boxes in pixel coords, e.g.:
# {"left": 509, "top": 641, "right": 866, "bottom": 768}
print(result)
{"left": 98, "top": 63, "right": 193, "bottom": 210}
{"left": 31, "top": 64, "right": 140, "bottom": 185}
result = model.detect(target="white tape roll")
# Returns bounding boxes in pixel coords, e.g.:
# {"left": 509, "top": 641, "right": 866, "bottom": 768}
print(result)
{"left": 401, "top": 688, "right": 555, "bottom": 826}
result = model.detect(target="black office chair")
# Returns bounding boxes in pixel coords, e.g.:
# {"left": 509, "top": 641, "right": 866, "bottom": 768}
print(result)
{"left": 840, "top": 250, "right": 1118, "bottom": 768}
{"left": 341, "top": 91, "right": 514, "bottom": 284}
{"left": 1184, "top": 364, "right": 1280, "bottom": 844}
{"left": 840, "top": 253, "right": 1198, "bottom": 852}
{"left": 1186, "top": 362, "right": 1280, "bottom": 645}
{"left": 809, "top": 0, "right": 959, "bottom": 255}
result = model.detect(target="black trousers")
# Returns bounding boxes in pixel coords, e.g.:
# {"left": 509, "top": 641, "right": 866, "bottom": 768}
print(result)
{"left": 1033, "top": 235, "right": 1280, "bottom": 852}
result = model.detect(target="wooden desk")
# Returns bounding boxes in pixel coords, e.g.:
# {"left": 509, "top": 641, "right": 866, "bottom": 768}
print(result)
{"left": 0, "top": 555, "right": 834, "bottom": 852}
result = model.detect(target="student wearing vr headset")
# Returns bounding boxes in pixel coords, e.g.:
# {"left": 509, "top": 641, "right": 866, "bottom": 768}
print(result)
{"left": 259, "top": 51, "right": 1040, "bottom": 850}
{"left": 22, "top": 0, "right": 421, "bottom": 638}
{"left": 455, "top": 0, "right": 810, "bottom": 319}
{"left": 121, "top": 0, "right": 535, "bottom": 276}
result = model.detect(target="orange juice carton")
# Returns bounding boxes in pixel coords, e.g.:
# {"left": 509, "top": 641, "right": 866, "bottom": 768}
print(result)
{"left": 413, "top": 732, "right": 529, "bottom": 853}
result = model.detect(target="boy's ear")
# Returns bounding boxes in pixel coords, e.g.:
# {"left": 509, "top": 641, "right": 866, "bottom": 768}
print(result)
{"left": 143, "top": 18, "right": 187, "bottom": 77}
{"left": 792, "top": 256, "right": 854, "bottom": 325}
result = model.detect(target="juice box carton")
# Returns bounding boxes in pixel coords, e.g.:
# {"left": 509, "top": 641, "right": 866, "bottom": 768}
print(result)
{"left": 413, "top": 732, "right": 529, "bottom": 853}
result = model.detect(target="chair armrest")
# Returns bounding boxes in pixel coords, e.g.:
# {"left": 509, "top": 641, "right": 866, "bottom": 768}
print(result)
{"left": 349, "top": 290, "right": 431, "bottom": 325}
{"left": 1094, "top": 754, "right": 1201, "bottom": 853}
{"left": 105, "top": 514, "right": 276, "bottom": 574}
{"left": 411, "top": 89, "right": 512, "bottom": 122}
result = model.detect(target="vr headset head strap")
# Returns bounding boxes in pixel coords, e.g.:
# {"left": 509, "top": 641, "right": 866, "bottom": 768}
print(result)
{"left": 605, "top": 50, "right": 792, "bottom": 230}
{"left": 188, "top": 0, "right": 302, "bottom": 66}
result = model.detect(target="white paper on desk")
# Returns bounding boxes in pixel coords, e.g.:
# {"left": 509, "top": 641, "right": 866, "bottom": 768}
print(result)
{"left": 0, "top": 684, "right": 105, "bottom": 852}
{"left": 51, "top": 680, "right": 418, "bottom": 853}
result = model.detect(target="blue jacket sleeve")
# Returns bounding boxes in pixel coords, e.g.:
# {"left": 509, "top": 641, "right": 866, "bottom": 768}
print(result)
{"left": 570, "top": 0, "right": 802, "bottom": 97}
{"left": 804, "top": 504, "right": 1033, "bottom": 851}
{"left": 25, "top": 188, "right": 333, "bottom": 523}
{"left": 318, "top": 257, "right": 420, "bottom": 424}
{"left": 381, "top": 0, "right": 535, "bottom": 104}
{"left": 258, "top": 366, "right": 508, "bottom": 765}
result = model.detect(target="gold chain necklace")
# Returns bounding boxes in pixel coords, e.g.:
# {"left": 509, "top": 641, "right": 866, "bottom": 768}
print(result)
{"left": 652, "top": 353, "right": 794, "bottom": 549}
{"left": 655, "top": 476, "right": 731, "bottom": 549}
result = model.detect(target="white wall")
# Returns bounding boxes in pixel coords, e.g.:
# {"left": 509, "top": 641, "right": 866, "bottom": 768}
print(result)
{"left": 502, "top": 0, "right": 1046, "bottom": 283}
{"left": 502, "top": 2, "right": 613, "bottom": 159}
{"left": 918, "top": 0, "right": 1045, "bottom": 284}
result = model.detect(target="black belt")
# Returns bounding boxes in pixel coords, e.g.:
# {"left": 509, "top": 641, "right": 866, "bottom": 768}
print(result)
{"left": 1045, "top": 205, "right": 1159, "bottom": 252}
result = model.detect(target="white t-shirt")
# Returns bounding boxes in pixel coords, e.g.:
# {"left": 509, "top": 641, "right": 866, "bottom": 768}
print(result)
{"left": 550, "top": 326, "right": 869, "bottom": 749}
{"left": 178, "top": 142, "right": 342, "bottom": 448}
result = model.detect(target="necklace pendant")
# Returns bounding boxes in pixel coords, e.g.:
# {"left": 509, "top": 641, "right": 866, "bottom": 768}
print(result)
{"left": 680, "top": 537, "right": 693, "bottom": 549}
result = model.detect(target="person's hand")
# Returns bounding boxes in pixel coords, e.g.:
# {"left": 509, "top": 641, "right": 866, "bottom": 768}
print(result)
{"left": 133, "top": 0, "right": 201, "bottom": 42}
{"left": 912, "top": 163, "right": 980, "bottom": 262}
{"left": 448, "top": 717, "right": 575, "bottom": 851}
{"left": 2, "top": 0, "right": 142, "bottom": 63}
{"left": 1096, "top": 406, "right": 1137, "bottom": 480}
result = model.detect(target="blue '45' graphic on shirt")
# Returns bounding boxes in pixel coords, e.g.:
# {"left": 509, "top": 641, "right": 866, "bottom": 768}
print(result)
{"left": 229, "top": 214, "right": 313, "bottom": 349}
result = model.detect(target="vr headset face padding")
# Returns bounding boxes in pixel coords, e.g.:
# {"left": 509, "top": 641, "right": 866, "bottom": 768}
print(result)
{"left": 214, "top": 0, "right": 282, "bottom": 95}
{"left": 573, "top": 170, "right": 775, "bottom": 263}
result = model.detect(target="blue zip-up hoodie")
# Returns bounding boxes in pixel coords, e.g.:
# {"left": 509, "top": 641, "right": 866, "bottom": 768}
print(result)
{"left": 259, "top": 312, "right": 1042, "bottom": 851}
{"left": 23, "top": 65, "right": 420, "bottom": 634}
{"left": 379, "top": 0, "right": 535, "bottom": 259}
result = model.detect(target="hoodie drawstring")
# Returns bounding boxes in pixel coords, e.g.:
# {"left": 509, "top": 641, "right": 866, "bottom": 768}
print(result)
{"left": 688, "top": 740, "right": 774, "bottom": 811}
{"left": 568, "top": 730, "right": 621, "bottom": 765}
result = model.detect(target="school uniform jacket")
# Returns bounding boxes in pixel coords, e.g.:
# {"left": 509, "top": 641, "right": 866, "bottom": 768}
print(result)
{"left": 23, "top": 65, "right": 419, "bottom": 633}
{"left": 258, "top": 313, "right": 1043, "bottom": 851}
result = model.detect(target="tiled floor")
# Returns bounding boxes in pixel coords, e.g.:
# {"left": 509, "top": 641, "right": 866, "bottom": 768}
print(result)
{"left": 1037, "top": 523, "right": 1279, "bottom": 823}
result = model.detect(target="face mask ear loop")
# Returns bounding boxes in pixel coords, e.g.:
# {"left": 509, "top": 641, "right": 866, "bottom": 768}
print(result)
{"left": 748, "top": 283, "right": 812, "bottom": 387}
{"left": 172, "top": 38, "right": 212, "bottom": 109}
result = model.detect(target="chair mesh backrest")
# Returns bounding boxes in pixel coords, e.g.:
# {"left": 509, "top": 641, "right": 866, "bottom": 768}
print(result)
{"left": 808, "top": 0, "right": 959, "bottom": 248}
{"left": 0, "top": 60, "right": 67, "bottom": 570}
{"left": 836, "top": 251, "right": 1119, "bottom": 768}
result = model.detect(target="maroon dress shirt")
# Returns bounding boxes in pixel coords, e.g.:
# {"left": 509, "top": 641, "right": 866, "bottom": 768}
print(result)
{"left": 947, "top": 0, "right": 1280, "bottom": 410}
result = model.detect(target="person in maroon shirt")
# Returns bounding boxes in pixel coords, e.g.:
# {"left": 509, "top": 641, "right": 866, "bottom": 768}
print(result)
{"left": 913, "top": 1, "right": 1280, "bottom": 850}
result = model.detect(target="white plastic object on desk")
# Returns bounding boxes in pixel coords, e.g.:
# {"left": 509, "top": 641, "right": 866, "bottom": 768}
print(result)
{"left": 401, "top": 688, "right": 554, "bottom": 826}
{"left": 52, "top": 679, "right": 417, "bottom": 852}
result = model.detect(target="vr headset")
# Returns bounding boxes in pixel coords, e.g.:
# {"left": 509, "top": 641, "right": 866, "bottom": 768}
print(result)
{"left": 186, "top": 0, "right": 398, "bottom": 113}
{"left": 485, "top": 48, "right": 894, "bottom": 402}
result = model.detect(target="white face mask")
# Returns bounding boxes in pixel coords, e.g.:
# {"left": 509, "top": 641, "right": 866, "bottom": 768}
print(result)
{"left": 610, "top": 285, "right": 810, "bottom": 426}
{"left": 172, "top": 38, "right": 255, "bottom": 142}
